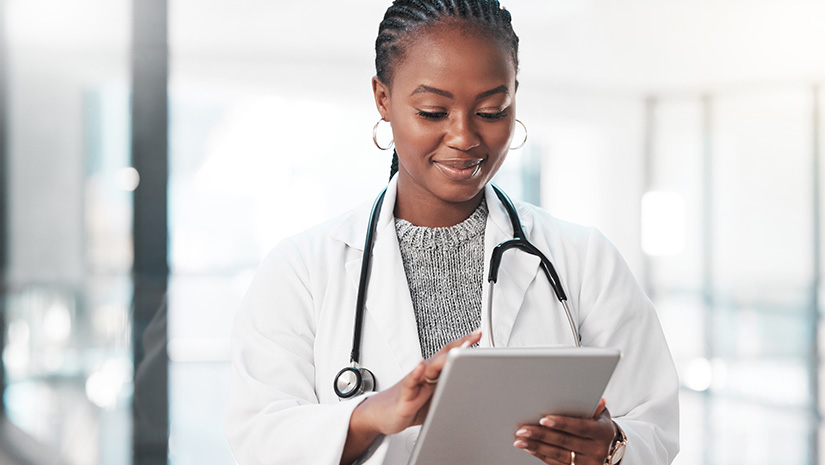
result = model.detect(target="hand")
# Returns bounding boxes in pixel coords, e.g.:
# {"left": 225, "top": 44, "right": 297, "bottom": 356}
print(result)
{"left": 356, "top": 328, "right": 482, "bottom": 434}
{"left": 513, "top": 399, "right": 617, "bottom": 465}
{"left": 341, "top": 329, "right": 482, "bottom": 464}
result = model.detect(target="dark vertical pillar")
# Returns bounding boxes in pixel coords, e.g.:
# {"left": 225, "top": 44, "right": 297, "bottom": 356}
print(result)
{"left": 811, "top": 84, "right": 821, "bottom": 465}
{"left": 131, "top": 1, "right": 168, "bottom": 464}
{"left": 0, "top": 0, "right": 9, "bottom": 413}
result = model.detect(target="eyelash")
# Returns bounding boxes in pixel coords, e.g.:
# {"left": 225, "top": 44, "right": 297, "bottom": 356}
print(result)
{"left": 417, "top": 111, "right": 447, "bottom": 120}
{"left": 416, "top": 109, "right": 508, "bottom": 120}
{"left": 479, "top": 109, "right": 508, "bottom": 120}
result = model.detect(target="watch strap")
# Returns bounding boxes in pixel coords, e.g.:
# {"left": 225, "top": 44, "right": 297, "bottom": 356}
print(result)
{"left": 604, "top": 422, "right": 627, "bottom": 465}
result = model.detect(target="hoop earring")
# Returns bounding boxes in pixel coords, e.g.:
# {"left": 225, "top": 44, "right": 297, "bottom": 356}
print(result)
{"left": 510, "top": 119, "right": 528, "bottom": 150}
{"left": 373, "top": 119, "right": 394, "bottom": 151}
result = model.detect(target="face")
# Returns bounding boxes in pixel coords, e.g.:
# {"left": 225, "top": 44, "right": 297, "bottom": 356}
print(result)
{"left": 373, "top": 22, "right": 517, "bottom": 223}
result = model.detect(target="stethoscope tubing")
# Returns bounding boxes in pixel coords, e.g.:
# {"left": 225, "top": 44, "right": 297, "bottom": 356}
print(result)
{"left": 350, "top": 184, "right": 580, "bottom": 365}
{"left": 486, "top": 185, "right": 581, "bottom": 348}
{"left": 349, "top": 187, "right": 387, "bottom": 366}
{"left": 338, "top": 183, "right": 582, "bottom": 399}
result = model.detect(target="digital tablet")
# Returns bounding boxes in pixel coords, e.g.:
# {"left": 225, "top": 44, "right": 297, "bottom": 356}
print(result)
{"left": 407, "top": 347, "right": 621, "bottom": 465}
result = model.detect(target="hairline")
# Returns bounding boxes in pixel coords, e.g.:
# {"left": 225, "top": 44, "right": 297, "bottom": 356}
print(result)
{"left": 378, "top": 18, "right": 519, "bottom": 92}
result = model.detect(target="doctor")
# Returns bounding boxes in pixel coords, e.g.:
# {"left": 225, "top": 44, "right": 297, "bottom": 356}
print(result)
{"left": 225, "top": 1, "right": 679, "bottom": 464}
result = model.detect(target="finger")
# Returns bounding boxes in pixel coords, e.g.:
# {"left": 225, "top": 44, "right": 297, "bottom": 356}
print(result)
{"left": 422, "top": 329, "right": 482, "bottom": 381}
{"left": 515, "top": 425, "right": 589, "bottom": 456}
{"left": 412, "top": 396, "right": 434, "bottom": 426}
{"left": 421, "top": 353, "right": 450, "bottom": 382}
{"left": 513, "top": 437, "right": 573, "bottom": 465}
{"left": 408, "top": 361, "right": 425, "bottom": 385}
{"left": 593, "top": 398, "right": 606, "bottom": 419}
{"left": 534, "top": 415, "right": 616, "bottom": 462}
{"left": 400, "top": 362, "right": 428, "bottom": 399}
{"left": 423, "top": 340, "right": 470, "bottom": 379}
{"left": 435, "top": 328, "right": 482, "bottom": 356}
{"left": 539, "top": 414, "right": 613, "bottom": 442}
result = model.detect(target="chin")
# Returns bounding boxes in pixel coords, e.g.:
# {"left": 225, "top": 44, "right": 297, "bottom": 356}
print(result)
{"left": 436, "top": 182, "right": 487, "bottom": 205}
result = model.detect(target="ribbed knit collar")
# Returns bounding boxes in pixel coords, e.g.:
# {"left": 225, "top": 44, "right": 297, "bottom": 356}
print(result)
{"left": 395, "top": 198, "right": 488, "bottom": 250}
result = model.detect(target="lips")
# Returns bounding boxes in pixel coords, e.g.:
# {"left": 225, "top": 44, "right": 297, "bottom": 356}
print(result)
{"left": 433, "top": 158, "right": 484, "bottom": 181}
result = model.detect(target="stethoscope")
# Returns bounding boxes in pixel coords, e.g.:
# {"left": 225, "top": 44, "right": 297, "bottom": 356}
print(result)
{"left": 333, "top": 184, "right": 581, "bottom": 400}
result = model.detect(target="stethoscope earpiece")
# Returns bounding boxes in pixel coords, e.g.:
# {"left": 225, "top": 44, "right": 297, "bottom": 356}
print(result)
{"left": 334, "top": 365, "right": 376, "bottom": 400}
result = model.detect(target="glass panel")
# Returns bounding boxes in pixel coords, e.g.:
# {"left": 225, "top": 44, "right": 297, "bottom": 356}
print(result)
{"left": 648, "top": 98, "right": 704, "bottom": 292}
{"left": 3, "top": 1, "right": 132, "bottom": 464}
{"left": 651, "top": 88, "right": 819, "bottom": 465}
{"left": 709, "top": 90, "right": 815, "bottom": 461}
{"left": 534, "top": 95, "right": 646, "bottom": 274}
{"left": 656, "top": 294, "right": 706, "bottom": 376}
{"left": 711, "top": 399, "right": 812, "bottom": 465}
{"left": 712, "top": 90, "right": 813, "bottom": 294}
{"left": 167, "top": 2, "right": 385, "bottom": 461}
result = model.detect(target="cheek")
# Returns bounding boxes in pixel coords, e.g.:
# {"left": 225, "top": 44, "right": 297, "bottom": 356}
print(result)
{"left": 484, "top": 123, "right": 515, "bottom": 151}
{"left": 393, "top": 117, "right": 444, "bottom": 153}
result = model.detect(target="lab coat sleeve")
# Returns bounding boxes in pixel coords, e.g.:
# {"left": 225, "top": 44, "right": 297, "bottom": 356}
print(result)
{"left": 577, "top": 229, "right": 680, "bottom": 465}
{"left": 224, "top": 239, "right": 382, "bottom": 465}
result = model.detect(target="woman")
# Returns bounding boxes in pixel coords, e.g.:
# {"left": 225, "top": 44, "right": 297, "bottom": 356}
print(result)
{"left": 225, "top": 1, "right": 679, "bottom": 464}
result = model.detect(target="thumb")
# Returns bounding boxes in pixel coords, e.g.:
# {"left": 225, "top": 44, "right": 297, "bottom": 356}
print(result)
{"left": 593, "top": 398, "right": 607, "bottom": 419}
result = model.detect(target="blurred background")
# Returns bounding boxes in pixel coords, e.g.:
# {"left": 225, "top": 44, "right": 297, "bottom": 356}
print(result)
{"left": 1, "top": 0, "right": 824, "bottom": 464}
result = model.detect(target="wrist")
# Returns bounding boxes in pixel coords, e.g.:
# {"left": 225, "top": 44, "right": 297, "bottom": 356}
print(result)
{"left": 603, "top": 421, "right": 627, "bottom": 465}
{"left": 351, "top": 395, "right": 385, "bottom": 438}
{"left": 342, "top": 397, "right": 384, "bottom": 465}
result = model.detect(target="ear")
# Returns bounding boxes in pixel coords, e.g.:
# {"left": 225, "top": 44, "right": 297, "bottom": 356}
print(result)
{"left": 372, "top": 76, "right": 391, "bottom": 121}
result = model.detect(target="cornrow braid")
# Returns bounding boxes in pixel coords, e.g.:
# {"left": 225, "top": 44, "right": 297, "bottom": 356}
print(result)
{"left": 376, "top": 0, "right": 518, "bottom": 86}
{"left": 389, "top": 149, "right": 400, "bottom": 182}
{"left": 375, "top": 0, "right": 519, "bottom": 181}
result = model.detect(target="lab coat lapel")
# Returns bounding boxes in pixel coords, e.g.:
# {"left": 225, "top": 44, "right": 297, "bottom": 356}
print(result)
{"left": 343, "top": 179, "right": 423, "bottom": 375}
{"left": 482, "top": 184, "right": 541, "bottom": 347}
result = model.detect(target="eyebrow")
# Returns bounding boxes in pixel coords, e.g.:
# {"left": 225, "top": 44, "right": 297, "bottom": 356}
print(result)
{"left": 410, "top": 84, "right": 509, "bottom": 100}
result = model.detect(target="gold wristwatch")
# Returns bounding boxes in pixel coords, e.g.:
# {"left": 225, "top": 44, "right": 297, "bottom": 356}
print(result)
{"left": 604, "top": 422, "right": 627, "bottom": 464}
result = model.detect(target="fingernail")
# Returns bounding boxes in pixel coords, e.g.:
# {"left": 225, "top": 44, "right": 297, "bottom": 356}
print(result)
{"left": 539, "top": 417, "right": 555, "bottom": 427}
{"left": 513, "top": 439, "right": 528, "bottom": 448}
{"left": 472, "top": 328, "right": 482, "bottom": 336}
{"left": 515, "top": 428, "right": 530, "bottom": 438}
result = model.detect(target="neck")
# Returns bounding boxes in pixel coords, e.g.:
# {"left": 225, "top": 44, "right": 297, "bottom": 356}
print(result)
{"left": 394, "top": 188, "right": 485, "bottom": 228}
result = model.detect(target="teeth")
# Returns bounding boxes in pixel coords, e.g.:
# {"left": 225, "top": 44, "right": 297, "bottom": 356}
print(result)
{"left": 439, "top": 159, "right": 483, "bottom": 170}
{"left": 433, "top": 158, "right": 484, "bottom": 180}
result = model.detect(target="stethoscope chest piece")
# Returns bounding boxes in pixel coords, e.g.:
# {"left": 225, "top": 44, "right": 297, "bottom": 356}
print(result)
{"left": 334, "top": 365, "right": 376, "bottom": 400}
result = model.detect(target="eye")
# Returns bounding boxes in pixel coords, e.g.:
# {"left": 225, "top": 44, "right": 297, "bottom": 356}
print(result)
{"left": 478, "top": 109, "right": 508, "bottom": 120}
{"left": 417, "top": 110, "right": 447, "bottom": 120}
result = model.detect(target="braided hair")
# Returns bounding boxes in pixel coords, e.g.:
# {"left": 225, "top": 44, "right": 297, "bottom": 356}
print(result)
{"left": 375, "top": 0, "right": 520, "bottom": 180}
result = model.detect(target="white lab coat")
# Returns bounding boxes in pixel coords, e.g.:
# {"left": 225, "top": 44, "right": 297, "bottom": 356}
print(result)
{"left": 225, "top": 177, "right": 680, "bottom": 465}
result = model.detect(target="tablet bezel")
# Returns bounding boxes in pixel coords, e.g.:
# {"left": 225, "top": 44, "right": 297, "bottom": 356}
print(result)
{"left": 407, "top": 347, "right": 621, "bottom": 465}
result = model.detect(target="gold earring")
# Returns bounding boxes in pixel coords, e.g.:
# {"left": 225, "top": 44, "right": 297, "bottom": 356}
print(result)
{"left": 373, "top": 119, "right": 394, "bottom": 151}
{"left": 510, "top": 119, "right": 528, "bottom": 150}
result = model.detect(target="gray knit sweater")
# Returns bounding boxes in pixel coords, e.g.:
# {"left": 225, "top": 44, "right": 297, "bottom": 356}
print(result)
{"left": 395, "top": 199, "right": 487, "bottom": 359}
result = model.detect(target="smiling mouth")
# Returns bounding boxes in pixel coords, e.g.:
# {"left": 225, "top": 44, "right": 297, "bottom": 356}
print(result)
{"left": 433, "top": 158, "right": 484, "bottom": 181}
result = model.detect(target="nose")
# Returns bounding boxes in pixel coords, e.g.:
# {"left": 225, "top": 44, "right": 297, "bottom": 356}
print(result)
{"left": 444, "top": 113, "right": 481, "bottom": 151}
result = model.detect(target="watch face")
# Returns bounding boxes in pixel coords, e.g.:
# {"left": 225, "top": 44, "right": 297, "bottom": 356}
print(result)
{"left": 610, "top": 444, "right": 626, "bottom": 464}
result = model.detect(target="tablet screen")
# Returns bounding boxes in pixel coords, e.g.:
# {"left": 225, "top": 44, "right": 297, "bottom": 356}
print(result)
{"left": 408, "top": 347, "right": 621, "bottom": 465}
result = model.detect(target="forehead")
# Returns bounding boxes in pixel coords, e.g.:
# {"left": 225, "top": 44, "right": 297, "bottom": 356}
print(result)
{"left": 391, "top": 22, "right": 516, "bottom": 95}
